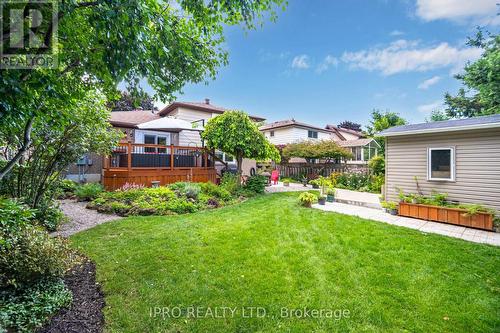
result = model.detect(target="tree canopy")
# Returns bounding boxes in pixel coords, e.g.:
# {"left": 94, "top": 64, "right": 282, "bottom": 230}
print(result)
{"left": 338, "top": 120, "right": 362, "bottom": 132}
{"left": 201, "top": 111, "right": 280, "bottom": 177}
{"left": 109, "top": 90, "right": 158, "bottom": 112}
{"left": 443, "top": 30, "right": 499, "bottom": 118}
{"left": 366, "top": 109, "right": 407, "bottom": 154}
{"left": 0, "top": 0, "right": 286, "bottom": 180}
{"left": 282, "top": 140, "right": 353, "bottom": 162}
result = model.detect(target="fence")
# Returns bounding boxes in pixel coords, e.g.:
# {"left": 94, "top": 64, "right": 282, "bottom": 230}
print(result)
{"left": 277, "top": 163, "right": 368, "bottom": 179}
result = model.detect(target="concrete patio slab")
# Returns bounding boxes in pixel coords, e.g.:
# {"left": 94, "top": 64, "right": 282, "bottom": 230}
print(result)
{"left": 313, "top": 201, "right": 500, "bottom": 247}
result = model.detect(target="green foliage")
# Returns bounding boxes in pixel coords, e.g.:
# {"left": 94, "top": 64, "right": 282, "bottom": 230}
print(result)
{"left": 0, "top": 198, "right": 35, "bottom": 247}
{"left": 444, "top": 31, "right": 499, "bottom": 118}
{"left": 282, "top": 140, "right": 353, "bottom": 161}
{"left": 33, "top": 202, "right": 66, "bottom": 232}
{"left": 0, "top": 223, "right": 77, "bottom": 288}
{"left": 244, "top": 175, "right": 267, "bottom": 194}
{"left": 88, "top": 183, "right": 240, "bottom": 216}
{"left": 0, "top": 278, "right": 72, "bottom": 333}
{"left": 74, "top": 183, "right": 104, "bottom": 201}
{"left": 366, "top": 109, "right": 407, "bottom": 154}
{"left": 220, "top": 173, "right": 240, "bottom": 195}
{"left": 368, "top": 156, "right": 385, "bottom": 176}
{"left": 369, "top": 175, "right": 385, "bottom": 193}
{"left": 58, "top": 180, "right": 78, "bottom": 195}
{"left": 201, "top": 111, "right": 281, "bottom": 177}
{"left": 381, "top": 201, "right": 398, "bottom": 210}
{"left": 298, "top": 192, "right": 318, "bottom": 207}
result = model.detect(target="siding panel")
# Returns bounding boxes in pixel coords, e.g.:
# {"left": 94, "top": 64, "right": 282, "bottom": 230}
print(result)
{"left": 385, "top": 128, "right": 500, "bottom": 213}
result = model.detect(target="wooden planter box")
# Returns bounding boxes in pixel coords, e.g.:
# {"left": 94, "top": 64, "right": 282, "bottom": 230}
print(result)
{"left": 398, "top": 202, "right": 493, "bottom": 231}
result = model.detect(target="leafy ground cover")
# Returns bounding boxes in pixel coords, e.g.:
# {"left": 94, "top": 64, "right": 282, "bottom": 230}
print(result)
{"left": 71, "top": 192, "right": 500, "bottom": 332}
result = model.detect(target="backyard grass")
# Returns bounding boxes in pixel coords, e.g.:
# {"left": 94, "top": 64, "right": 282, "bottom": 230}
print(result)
{"left": 71, "top": 192, "right": 500, "bottom": 332}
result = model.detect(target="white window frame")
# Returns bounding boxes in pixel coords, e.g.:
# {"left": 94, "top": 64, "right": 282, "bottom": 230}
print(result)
{"left": 427, "top": 147, "right": 455, "bottom": 181}
{"left": 308, "top": 130, "right": 318, "bottom": 139}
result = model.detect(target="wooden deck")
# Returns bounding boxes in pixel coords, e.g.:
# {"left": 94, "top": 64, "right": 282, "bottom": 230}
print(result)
{"left": 103, "top": 142, "right": 217, "bottom": 190}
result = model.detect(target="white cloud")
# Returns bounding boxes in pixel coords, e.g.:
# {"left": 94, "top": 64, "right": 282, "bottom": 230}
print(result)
{"left": 316, "top": 55, "right": 339, "bottom": 74}
{"left": 417, "top": 100, "right": 443, "bottom": 113}
{"left": 291, "top": 55, "right": 310, "bottom": 69}
{"left": 416, "top": 0, "right": 499, "bottom": 25}
{"left": 390, "top": 30, "right": 405, "bottom": 36}
{"left": 341, "top": 39, "right": 482, "bottom": 75}
{"left": 418, "top": 75, "right": 441, "bottom": 89}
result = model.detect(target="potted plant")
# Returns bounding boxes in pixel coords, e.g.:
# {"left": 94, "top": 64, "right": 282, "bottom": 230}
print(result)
{"left": 318, "top": 196, "right": 326, "bottom": 205}
{"left": 309, "top": 179, "right": 320, "bottom": 189}
{"left": 301, "top": 176, "right": 308, "bottom": 187}
{"left": 283, "top": 179, "right": 290, "bottom": 187}
{"left": 298, "top": 192, "right": 318, "bottom": 208}
{"left": 326, "top": 188, "right": 336, "bottom": 202}
{"left": 381, "top": 201, "right": 398, "bottom": 215}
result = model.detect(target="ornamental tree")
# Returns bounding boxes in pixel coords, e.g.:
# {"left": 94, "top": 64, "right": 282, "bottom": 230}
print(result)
{"left": 282, "top": 140, "right": 353, "bottom": 162}
{"left": 201, "top": 111, "right": 280, "bottom": 181}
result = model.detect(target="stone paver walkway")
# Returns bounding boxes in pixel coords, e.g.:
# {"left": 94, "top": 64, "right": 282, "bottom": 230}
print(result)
{"left": 313, "top": 201, "right": 500, "bottom": 247}
{"left": 52, "top": 199, "right": 121, "bottom": 237}
{"left": 265, "top": 182, "right": 312, "bottom": 193}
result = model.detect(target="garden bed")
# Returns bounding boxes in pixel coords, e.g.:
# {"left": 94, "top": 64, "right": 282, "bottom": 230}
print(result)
{"left": 37, "top": 260, "right": 105, "bottom": 333}
{"left": 399, "top": 202, "right": 494, "bottom": 231}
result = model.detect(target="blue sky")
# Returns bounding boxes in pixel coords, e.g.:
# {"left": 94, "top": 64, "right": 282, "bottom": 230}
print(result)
{"left": 152, "top": 0, "right": 499, "bottom": 128}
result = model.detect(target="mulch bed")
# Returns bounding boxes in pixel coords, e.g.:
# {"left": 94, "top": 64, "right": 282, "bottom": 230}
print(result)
{"left": 37, "top": 261, "right": 105, "bottom": 333}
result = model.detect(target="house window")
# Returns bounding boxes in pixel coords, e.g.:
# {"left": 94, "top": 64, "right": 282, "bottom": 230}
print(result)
{"left": 144, "top": 134, "right": 170, "bottom": 153}
{"left": 270, "top": 131, "right": 275, "bottom": 137}
{"left": 308, "top": 130, "right": 318, "bottom": 139}
{"left": 144, "top": 134, "right": 156, "bottom": 153}
{"left": 428, "top": 147, "right": 455, "bottom": 181}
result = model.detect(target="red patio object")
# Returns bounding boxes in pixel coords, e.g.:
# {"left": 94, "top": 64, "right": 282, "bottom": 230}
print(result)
{"left": 271, "top": 170, "right": 279, "bottom": 185}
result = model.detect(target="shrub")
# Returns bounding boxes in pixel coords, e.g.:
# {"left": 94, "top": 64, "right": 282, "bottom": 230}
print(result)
{"left": 330, "top": 172, "right": 370, "bottom": 192}
{"left": 298, "top": 192, "right": 318, "bottom": 207}
{"left": 368, "top": 156, "right": 385, "bottom": 176}
{"left": 244, "top": 175, "right": 267, "bottom": 194}
{"left": 74, "top": 183, "right": 103, "bottom": 201}
{"left": 87, "top": 183, "right": 236, "bottom": 216}
{"left": 0, "top": 278, "right": 72, "bottom": 333}
{"left": 220, "top": 173, "right": 240, "bottom": 194}
{"left": 0, "top": 224, "right": 78, "bottom": 288}
{"left": 199, "top": 182, "right": 232, "bottom": 201}
{"left": 34, "top": 202, "right": 66, "bottom": 232}
{"left": 55, "top": 179, "right": 78, "bottom": 199}
{"left": 184, "top": 183, "right": 201, "bottom": 199}
{"left": 0, "top": 198, "right": 34, "bottom": 240}
{"left": 368, "top": 174, "right": 385, "bottom": 194}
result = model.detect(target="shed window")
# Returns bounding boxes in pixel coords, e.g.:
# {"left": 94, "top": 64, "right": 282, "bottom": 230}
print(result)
{"left": 308, "top": 130, "right": 318, "bottom": 139}
{"left": 270, "top": 131, "right": 275, "bottom": 137}
{"left": 428, "top": 147, "right": 455, "bottom": 181}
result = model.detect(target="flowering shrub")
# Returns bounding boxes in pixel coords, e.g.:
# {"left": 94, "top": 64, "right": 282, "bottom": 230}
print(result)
{"left": 119, "top": 182, "right": 145, "bottom": 191}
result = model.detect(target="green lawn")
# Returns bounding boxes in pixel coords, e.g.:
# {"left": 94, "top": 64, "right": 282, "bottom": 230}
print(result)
{"left": 71, "top": 192, "right": 500, "bottom": 332}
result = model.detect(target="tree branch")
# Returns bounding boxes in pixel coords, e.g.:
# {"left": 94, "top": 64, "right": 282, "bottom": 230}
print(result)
{"left": 0, "top": 116, "right": 35, "bottom": 180}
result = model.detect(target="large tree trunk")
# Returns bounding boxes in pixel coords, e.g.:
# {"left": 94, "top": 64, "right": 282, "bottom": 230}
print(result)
{"left": 0, "top": 117, "right": 34, "bottom": 181}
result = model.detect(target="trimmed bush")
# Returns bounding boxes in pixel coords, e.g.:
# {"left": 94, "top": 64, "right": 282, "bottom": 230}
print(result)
{"left": 34, "top": 202, "right": 66, "bottom": 232}
{"left": 0, "top": 278, "right": 72, "bottom": 333}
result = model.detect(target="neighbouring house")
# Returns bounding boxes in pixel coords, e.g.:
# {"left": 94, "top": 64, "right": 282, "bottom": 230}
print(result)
{"left": 379, "top": 114, "right": 500, "bottom": 213}
{"left": 65, "top": 99, "right": 266, "bottom": 188}
{"left": 259, "top": 119, "right": 379, "bottom": 164}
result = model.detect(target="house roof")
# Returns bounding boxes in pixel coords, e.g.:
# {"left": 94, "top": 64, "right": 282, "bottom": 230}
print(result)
{"left": 109, "top": 110, "right": 160, "bottom": 128}
{"left": 325, "top": 124, "right": 364, "bottom": 138}
{"left": 259, "top": 119, "right": 332, "bottom": 133}
{"left": 158, "top": 100, "right": 266, "bottom": 122}
{"left": 378, "top": 114, "right": 500, "bottom": 137}
{"left": 337, "top": 138, "right": 377, "bottom": 148}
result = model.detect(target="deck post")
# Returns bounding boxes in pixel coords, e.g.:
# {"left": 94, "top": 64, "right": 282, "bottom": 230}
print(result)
{"left": 204, "top": 150, "right": 208, "bottom": 169}
{"left": 127, "top": 141, "right": 132, "bottom": 172}
{"left": 170, "top": 144, "right": 174, "bottom": 170}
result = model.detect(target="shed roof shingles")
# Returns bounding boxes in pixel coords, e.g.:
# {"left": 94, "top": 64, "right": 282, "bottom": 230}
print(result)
{"left": 379, "top": 114, "right": 500, "bottom": 136}
{"left": 109, "top": 110, "right": 160, "bottom": 127}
